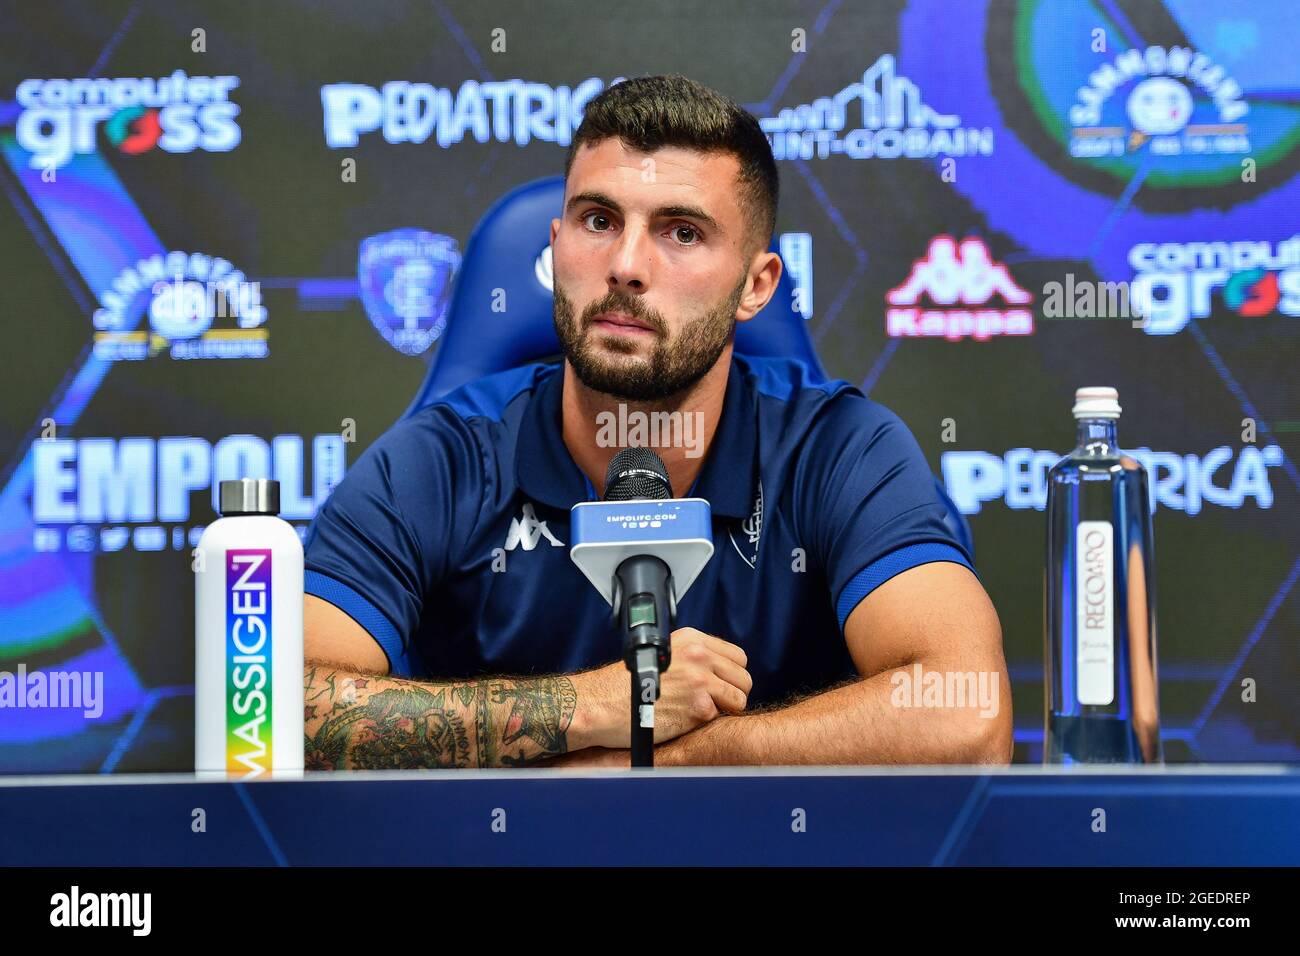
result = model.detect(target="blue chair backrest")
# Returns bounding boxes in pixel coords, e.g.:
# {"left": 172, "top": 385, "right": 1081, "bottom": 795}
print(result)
{"left": 403, "top": 175, "right": 973, "bottom": 559}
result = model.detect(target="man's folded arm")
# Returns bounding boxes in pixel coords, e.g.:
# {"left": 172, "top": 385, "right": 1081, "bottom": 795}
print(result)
{"left": 656, "top": 562, "right": 1012, "bottom": 766}
{"left": 656, "top": 395, "right": 1011, "bottom": 766}
{"left": 303, "top": 594, "right": 607, "bottom": 769}
{"left": 303, "top": 661, "right": 594, "bottom": 769}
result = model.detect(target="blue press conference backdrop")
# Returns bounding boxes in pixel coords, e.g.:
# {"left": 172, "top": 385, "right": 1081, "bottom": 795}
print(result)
{"left": 0, "top": 0, "right": 1295, "bottom": 772}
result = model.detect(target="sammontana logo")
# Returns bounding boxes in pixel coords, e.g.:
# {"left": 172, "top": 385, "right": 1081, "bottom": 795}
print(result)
{"left": 1070, "top": 45, "right": 1249, "bottom": 159}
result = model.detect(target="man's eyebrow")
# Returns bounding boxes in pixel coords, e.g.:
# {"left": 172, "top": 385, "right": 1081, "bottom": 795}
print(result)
{"left": 566, "top": 190, "right": 722, "bottom": 232}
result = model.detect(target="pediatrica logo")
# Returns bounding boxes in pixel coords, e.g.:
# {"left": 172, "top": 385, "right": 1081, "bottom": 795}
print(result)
{"left": 320, "top": 76, "right": 615, "bottom": 149}
{"left": 887, "top": 235, "right": 1033, "bottom": 340}
{"left": 13, "top": 70, "right": 242, "bottom": 170}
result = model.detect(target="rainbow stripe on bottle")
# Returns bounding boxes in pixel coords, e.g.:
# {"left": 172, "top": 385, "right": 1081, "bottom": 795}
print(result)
{"left": 226, "top": 549, "right": 272, "bottom": 777}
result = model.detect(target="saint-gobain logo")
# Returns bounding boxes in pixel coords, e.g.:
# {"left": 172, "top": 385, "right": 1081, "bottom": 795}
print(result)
{"left": 760, "top": 54, "right": 994, "bottom": 161}
{"left": 227, "top": 549, "right": 272, "bottom": 778}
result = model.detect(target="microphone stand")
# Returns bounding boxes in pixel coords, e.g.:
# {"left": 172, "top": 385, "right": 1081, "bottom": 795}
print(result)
{"left": 630, "top": 648, "right": 659, "bottom": 768}
{"left": 613, "top": 555, "right": 674, "bottom": 768}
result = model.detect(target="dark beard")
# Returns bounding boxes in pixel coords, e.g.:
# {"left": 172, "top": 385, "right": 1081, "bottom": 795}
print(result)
{"left": 552, "top": 273, "right": 745, "bottom": 402}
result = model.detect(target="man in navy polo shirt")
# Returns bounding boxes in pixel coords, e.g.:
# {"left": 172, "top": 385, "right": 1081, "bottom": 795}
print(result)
{"left": 302, "top": 75, "right": 1010, "bottom": 769}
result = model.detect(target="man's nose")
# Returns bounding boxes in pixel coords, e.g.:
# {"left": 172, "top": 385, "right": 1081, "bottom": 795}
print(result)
{"left": 606, "top": 224, "right": 650, "bottom": 291}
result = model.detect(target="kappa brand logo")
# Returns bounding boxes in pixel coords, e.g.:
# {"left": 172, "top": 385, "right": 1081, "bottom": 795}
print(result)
{"left": 728, "top": 480, "right": 763, "bottom": 569}
{"left": 887, "top": 235, "right": 1033, "bottom": 341}
{"left": 503, "top": 502, "right": 563, "bottom": 551}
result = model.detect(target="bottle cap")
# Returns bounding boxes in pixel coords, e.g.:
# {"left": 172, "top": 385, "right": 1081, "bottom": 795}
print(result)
{"left": 219, "top": 478, "right": 280, "bottom": 516}
{"left": 1072, "top": 387, "right": 1121, "bottom": 420}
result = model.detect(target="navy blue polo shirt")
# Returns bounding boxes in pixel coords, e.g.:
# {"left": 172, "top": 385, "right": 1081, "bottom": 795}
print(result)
{"left": 303, "top": 352, "right": 974, "bottom": 706}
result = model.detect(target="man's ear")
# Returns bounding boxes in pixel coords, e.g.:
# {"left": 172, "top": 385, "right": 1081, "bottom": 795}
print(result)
{"left": 549, "top": 217, "right": 560, "bottom": 245}
{"left": 736, "top": 251, "right": 783, "bottom": 324}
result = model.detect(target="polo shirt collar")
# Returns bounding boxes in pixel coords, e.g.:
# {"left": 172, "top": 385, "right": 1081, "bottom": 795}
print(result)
{"left": 514, "top": 363, "right": 590, "bottom": 510}
{"left": 514, "top": 354, "right": 759, "bottom": 519}
{"left": 689, "top": 353, "right": 760, "bottom": 519}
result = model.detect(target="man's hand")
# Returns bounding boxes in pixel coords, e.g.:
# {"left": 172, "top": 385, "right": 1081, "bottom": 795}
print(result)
{"left": 553, "top": 563, "right": 1012, "bottom": 768}
{"left": 570, "top": 627, "right": 751, "bottom": 749}
{"left": 533, "top": 718, "right": 741, "bottom": 769}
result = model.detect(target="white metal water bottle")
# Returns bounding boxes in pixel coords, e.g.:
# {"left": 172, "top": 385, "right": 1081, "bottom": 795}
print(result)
{"left": 195, "top": 478, "right": 304, "bottom": 780}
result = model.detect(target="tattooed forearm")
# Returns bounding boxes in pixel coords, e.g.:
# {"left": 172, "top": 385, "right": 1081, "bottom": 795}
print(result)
{"left": 494, "top": 678, "right": 579, "bottom": 766}
{"left": 303, "top": 664, "right": 578, "bottom": 770}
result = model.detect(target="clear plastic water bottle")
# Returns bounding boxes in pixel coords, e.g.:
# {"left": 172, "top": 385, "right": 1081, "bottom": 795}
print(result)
{"left": 1044, "top": 388, "right": 1162, "bottom": 764}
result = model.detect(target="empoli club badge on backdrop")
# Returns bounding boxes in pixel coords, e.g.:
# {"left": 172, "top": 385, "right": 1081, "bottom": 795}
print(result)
{"left": 357, "top": 228, "right": 461, "bottom": 356}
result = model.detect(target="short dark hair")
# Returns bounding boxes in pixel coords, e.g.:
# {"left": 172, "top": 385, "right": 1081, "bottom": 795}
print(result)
{"left": 564, "top": 74, "right": 779, "bottom": 258}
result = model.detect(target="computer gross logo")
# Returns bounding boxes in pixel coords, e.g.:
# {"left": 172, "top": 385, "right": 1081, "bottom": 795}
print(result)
{"left": 13, "top": 71, "right": 242, "bottom": 170}
{"left": 1130, "top": 235, "right": 1300, "bottom": 334}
